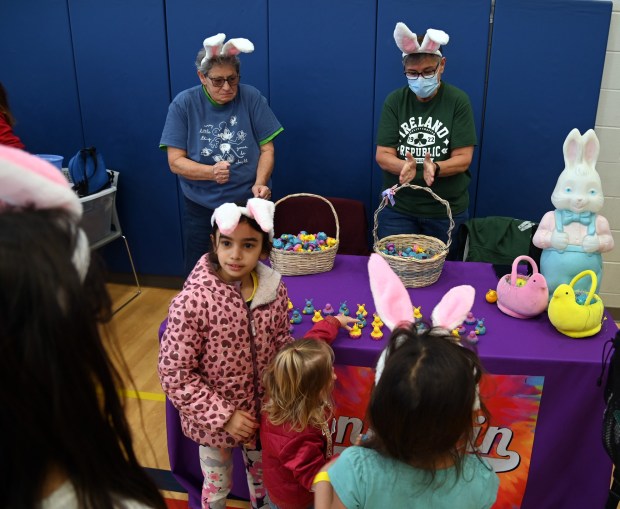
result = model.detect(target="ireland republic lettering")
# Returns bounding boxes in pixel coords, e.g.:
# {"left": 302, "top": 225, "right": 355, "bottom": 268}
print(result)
{"left": 398, "top": 115, "right": 450, "bottom": 163}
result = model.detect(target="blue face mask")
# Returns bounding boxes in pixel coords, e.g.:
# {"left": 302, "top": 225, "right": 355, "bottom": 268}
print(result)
{"left": 407, "top": 75, "right": 440, "bottom": 99}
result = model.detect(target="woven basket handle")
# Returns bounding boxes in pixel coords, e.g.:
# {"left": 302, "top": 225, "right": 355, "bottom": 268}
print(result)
{"left": 569, "top": 269, "right": 598, "bottom": 306}
{"left": 372, "top": 183, "right": 453, "bottom": 248}
{"left": 273, "top": 193, "right": 340, "bottom": 240}
{"left": 509, "top": 255, "right": 538, "bottom": 286}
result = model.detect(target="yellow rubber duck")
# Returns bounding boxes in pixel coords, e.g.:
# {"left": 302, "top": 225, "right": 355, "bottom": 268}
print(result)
{"left": 370, "top": 325, "right": 383, "bottom": 340}
{"left": 371, "top": 313, "right": 384, "bottom": 328}
{"left": 356, "top": 304, "right": 368, "bottom": 317}
{"left": 312, "top": 310, "right": 324, "bottom": 323}
{"left": 288, "top": 298, "right": 293, "bottom": 310}
{"left": 485, "top": 289, "right": 498, "bottom": 303}
{"left": 349, "top": 323, "right": 362, "bottom": 339}
{"left": 413, "top": 306, "right": 423, "bottom": 321}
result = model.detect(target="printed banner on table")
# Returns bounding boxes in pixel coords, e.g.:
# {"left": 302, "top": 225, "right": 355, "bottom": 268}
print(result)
{"left": 331, "top": 365, "right": 543, "bottom": 509}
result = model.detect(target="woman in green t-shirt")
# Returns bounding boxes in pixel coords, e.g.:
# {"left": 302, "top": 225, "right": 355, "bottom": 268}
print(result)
{"left": 375, "top": 22, "right": 477, "bottom": 260}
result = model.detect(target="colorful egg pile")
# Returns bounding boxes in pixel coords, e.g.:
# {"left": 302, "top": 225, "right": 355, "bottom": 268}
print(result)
{"left": 380, "top": 242, "right": 437, "bottom": 259}
{"left": 272, "top": 231, "right": 337, "bottom": 252}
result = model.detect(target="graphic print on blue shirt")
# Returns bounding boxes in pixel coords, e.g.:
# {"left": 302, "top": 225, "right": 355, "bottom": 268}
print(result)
{"left": 199, "top": 117, "right": 249, "bottom": 165}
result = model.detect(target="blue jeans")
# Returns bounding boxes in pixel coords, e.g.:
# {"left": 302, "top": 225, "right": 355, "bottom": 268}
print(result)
{"left": 183, "top": 196, "right": 214, "bottom": 277}
{"left": 377, "top": 206, "right": 469, "bottom": 261}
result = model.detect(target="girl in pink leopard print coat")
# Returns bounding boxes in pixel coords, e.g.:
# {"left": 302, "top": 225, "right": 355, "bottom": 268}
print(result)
{"left": 159, "top": 199, "right": 355, "bottom": 509}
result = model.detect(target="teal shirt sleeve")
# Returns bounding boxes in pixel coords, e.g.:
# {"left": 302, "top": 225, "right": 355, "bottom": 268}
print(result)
{"left": 328, "top": 447, "right": 364, "bottom": 508}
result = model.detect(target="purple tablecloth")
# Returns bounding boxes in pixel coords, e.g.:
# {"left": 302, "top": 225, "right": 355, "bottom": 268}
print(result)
{"left": 162, "top": 255, "right": 617, "bottom": 508}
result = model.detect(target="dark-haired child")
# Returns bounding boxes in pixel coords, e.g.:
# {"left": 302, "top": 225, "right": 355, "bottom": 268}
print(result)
{"left": 0, "top": 146, "right": 165, "bottom": 509}
{"left": 317, "top": 327, "right": 499, "bottom": 508}
{"left": 315, "top": 254, "right": 499, "bottom": 508}
{"left": 159, "top": 199, "right": 355, "bottom": 509}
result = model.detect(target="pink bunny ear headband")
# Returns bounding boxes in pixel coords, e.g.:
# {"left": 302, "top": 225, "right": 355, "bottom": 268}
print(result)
{"left": 201, "top": 33, "right": 255, "bottom": 67}
{"left": 368, "top": 254, "right": 475, "bottom": 382}
{"left": 0, "top": 145, "right": 90, "bottom": 281}
{"left": 394, "top": 21, "right": 449, "bottom": 57}
{"left": 211, "top": 198, "right": 275, "bottom": 240}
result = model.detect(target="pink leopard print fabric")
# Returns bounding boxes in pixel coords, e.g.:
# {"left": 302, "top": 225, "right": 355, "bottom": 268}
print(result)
{"left": 158, "top": 256, "right": 291, "bottom": 447}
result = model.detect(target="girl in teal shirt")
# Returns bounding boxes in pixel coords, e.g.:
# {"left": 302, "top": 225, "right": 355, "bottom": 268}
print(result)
{"left": 315, "top": 326, "right": 499, "bottom": 509}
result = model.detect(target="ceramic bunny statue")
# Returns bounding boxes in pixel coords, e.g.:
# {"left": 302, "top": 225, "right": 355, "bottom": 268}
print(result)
{"left": 532, "top": 128, "right": 614, "bottom": 296}
{"left": 368, "top": 253, "right": 475, "bottom": 383}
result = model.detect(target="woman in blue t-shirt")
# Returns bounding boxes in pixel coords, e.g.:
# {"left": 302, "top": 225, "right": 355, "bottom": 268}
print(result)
{"left": 160, "top": 33, "right": 283, "bottom": 275}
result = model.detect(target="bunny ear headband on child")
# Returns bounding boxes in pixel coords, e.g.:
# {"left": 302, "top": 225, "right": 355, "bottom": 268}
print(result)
{"left": 368, "top": 253, "right": 475, "bottom": 382}
{"left": 0, "top": 145, "right": 90, "bottom": 281}
{"left": 201, "top": 33, "right": 255, "bottom": 66}
{"left": 211, "top": 198, "right": 275, "bottom": 240}
{"left": 394, "top": 21, "right": 449, "bottom": 57}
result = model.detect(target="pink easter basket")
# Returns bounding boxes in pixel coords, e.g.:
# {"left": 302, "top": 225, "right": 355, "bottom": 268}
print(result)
{"left": 496, "top": 255, "right": 548, "bottom": 319}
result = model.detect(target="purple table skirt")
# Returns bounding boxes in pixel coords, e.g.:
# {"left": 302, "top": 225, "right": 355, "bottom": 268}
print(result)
{"left": 161, "top": 255, "right": 617, "bottom": 508}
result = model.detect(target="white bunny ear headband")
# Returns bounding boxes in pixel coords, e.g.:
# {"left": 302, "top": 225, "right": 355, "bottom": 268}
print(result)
{"left": 368, "top": 253, "right": 475, "bottom": 382}
{"left": 201, "top": 33, "right": 255, "bottom": 67}
{"left": 394, "top": 22, "right": 449, "bottom": 57}
{"left": 211, "top": 198, "right": 275, "bottom": 240}
{"left": 0, "top": 145, "right": 90, "bottom": 281}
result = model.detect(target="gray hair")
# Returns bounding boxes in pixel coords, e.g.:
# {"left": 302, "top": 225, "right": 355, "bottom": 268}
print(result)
{"left": 195, "top": 49, "right": 241, "bottom": 75}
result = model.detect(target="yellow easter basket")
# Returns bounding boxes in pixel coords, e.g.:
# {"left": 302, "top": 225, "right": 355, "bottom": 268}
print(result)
{"left": 373, "top": 184, "right": 452, "bottom": 288}
{"left": 269, "top": 193, "right": 339, "bottom": 276}
{"left": 547, "top": 270, "right": 605, "bottom": 338}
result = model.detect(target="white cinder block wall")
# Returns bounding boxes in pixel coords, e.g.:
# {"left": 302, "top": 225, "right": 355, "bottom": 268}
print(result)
{"left": 598, "top": 0, "right": 620, "bottom": 309}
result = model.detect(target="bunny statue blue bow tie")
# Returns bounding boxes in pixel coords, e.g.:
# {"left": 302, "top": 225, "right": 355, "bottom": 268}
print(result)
{"left": 561, "top": 210, "right": 594, "bottom": 226}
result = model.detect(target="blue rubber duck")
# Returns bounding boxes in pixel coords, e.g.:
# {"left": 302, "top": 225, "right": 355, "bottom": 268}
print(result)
{"left": 356, "top": 312, "right": 367, "bottom": 328}
{"left": 302, "top": 299, "right": 315, "bottom": 315}
{"left": 290, "top": 309, "right": 303, "bottom": 324}
{"left": 475, "top": 318, "right": 486, "bottom": 335}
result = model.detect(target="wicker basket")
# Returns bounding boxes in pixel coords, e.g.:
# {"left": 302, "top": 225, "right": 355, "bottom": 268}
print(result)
{"left": 373, "top": 184, "right": 453, "bottom": 288}
{"left": 269, "top": 193, "right": 339, "bottom": 276}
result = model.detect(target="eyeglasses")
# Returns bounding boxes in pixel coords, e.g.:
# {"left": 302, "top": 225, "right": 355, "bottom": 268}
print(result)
{"left": 404, "top": 62, "right": 441, "bottom": 80}
{"left": 206, "top": 74, "right": 240, "bottom": 88}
